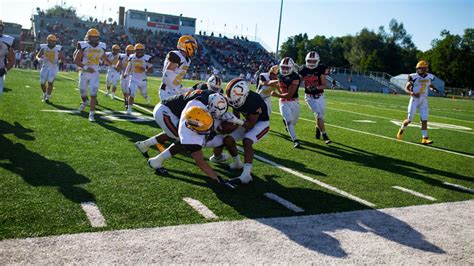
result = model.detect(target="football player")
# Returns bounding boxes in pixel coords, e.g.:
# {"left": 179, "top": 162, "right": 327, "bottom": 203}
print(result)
{"left": 299, "top": 51, "right": 331, "bottom": 144}
{"left": 212, "top": 78, "right": 270, "bottom": 184}
{"left": 397, "top": 60, "right": 440, "bottom": 144}
{"left": 256, "top": 65, "right": 279, "bottom": 117}
{"left": 159, "top": 35, "right": 197, "bottom": 101}
{"left": 135, "top": 89, "right": 229, "bottom": 154}
{"left": 115, "top": 44, "right": 135, "bottom": 109}
{"left": 0, "top": 20, "right": 15, "bottom": 95}
{"left": 191, "top": 74, "right": 223, "bottom": 93}
{"left": 105, "top": 44, "right": 121, "bottom": 99}
{"left": 36, "top": 34, "right": 65, "bottom": 103}
{"left": 269, "top": 57, "right": 302, "bottom": 148}
{"left": 73, "top": 28, "right": 112, "bottom": 122}
{"left": 124, "top": 43, "right": 153, "bottom": 115}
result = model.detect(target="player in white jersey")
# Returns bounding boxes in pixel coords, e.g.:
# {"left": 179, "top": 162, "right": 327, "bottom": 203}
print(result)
{"left": 0, "top": 20, "right": 16, "bottom": 95}
{"left": 159, "top": 35, "right": 197, "bottom": 101}
{"left": 105, "top": 44, "right": 121, "bottom": 99}
{"left": 73, "top": 28, "right": 112, "bottom": 122}
{"left": 124, "top": 43, "right": 153, "bottom": 115}
{"left": 36, "top": 34, "right": 65, "bottom": 103}
{"left": 256, "top": 65, "right": 279, "bottom": 117}
{"left": 115, "top": 44, "right": 135, "bottom": 109}
{"left": 397, "top": 61, "right": 440, "bottom": 145}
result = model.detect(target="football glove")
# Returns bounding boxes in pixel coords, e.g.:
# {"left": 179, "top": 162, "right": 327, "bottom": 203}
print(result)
{"left": 220, "top": 112, "right": 244, "bottom": 126}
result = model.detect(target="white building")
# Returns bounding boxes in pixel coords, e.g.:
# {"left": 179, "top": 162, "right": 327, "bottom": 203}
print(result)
{"left": 124, "top": 9, "right": 196, "bottom": 35}
{"left": 391, "top": 74, "right": 445, "bottom": 95}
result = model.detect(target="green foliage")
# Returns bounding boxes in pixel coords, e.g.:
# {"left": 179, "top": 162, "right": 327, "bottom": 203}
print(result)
{"left": 43, "top": 5, "right": 78, "bottom": 18}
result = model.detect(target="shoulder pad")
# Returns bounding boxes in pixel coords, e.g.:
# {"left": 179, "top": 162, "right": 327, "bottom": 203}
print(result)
{"left": 40, "top": 43, "right": 48, "bottom": 49}
{"left": 128, "top": 54, "right": 136, "bottom": 61}
{"left": 56, "top": 45, "right": 62, "bottom": 51}
{"left": 0, "top": 35, "right": 14, "bottom": 46}
{"left": 78, "top": 41, "right": 89, "bottom": 49}
{"left": 98, "top": 42, "right": 106, "bottom": 50}
{"left": 143, "top": 54, "right": 152, "bottom": 61}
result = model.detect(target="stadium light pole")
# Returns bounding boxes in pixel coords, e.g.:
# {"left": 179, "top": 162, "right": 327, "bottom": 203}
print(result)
{"left": 275, "top": 0, "right": 284, "bottom": 59}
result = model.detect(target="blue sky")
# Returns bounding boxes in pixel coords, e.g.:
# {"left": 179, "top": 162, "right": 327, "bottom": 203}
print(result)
{"left": 1, "top": 0, "right": 473, "bottom": 51}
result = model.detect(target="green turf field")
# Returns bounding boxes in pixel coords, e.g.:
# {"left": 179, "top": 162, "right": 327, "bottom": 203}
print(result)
{"left": 1, "top": 68, "right": 473, "bottom": 240}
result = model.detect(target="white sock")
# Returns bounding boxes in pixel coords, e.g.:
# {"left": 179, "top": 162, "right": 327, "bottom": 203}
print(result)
{"left": 154, "top": 149, "right": 172, "bottom": 167}
{"left": 233, "top": 155, "right": 241, "bottom": 164}
{"left": 89, "top": 111, "right": 95, "bottom": 115}
{"left": 144, "top": 136, "right": 158, "bottom": 147}
{"left": 422, "top": 130, "right": 428, "bottom": 138}
{"left": 242, "top": 163, "right": 252, "bottom": 176}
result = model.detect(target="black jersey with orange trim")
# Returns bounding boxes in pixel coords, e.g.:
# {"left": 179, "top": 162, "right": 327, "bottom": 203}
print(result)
{"left": 299, "top": 64, "right": 328, "bottom": 95}
{"left": 162, "top": 89, "right": 212, "bottom": 117}
{"left": 234, "top": 91, "right": 269, "bottom": 122}
{"left": 278, "top": 72, "right": 300, "bottom": 99}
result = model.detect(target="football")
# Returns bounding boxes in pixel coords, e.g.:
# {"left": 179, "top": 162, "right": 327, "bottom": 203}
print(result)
{"left": 218, "top": 121, "right": 239, "bottom": 134}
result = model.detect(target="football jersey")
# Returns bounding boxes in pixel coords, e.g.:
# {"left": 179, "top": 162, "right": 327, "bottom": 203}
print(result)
{"left": 278, "top": 72, "right": 300, "bottom": 99}
{"left": 39, "top": 43, "right": 62, "bottom": 67}
{"left": 0, "top": 35, "right": 14, "bottom": 69}
{"left": 409, "top": 73, "right": 434, "bottom": 97}
{"left": 234, "top": 91, "right": 269, "bottom": 122}
{"left": 192, "top": 82, "right": 209, "bottom": 91}
{"left": 160, "top": 50, "right": 191, "bottom": 90}
{"left": 256, "top": 73, "right": 274, "bottom": 98}
{"left": 127, "top": 54, "right": 152, "bottom": 78}
{"left": 105, "top": 52, "right": 120, "bottom": 71}
{"left": 78, "top": 41, "right": 106, "bottom": 71}
{"left": 298, "top": 65, "right": 328, "bottom": 95}
{"left": 118, "top": 53, "right": 130, "bottom": 74}
{"left": 163, "top": 89, "right": 213, "bottom": 118}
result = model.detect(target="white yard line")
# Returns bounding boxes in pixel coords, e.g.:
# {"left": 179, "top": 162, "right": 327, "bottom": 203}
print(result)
{"left": 183, "top": 197, "right": 218, "bottom": 219}
{"left": 238, "top": 147, "right": 375, "bottom": 207}
{"left": 273, "top": 111, "right": 474, "bottom": 159}
{"left": 264, "top": 193, "right": 305, "bottom": 213}
{"left": 80, "top": 201, "right": 107, "bottom": 228}
{"left": 392, "top": 186, "right": 436, "bottom": 201}
{"left": 443, "top": 182, "right": 474, "bottom": 194}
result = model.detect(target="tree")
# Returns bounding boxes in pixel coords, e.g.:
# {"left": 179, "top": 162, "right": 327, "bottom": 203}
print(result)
{"left": 43, "top": 5, "right": 78, "bottom": 18}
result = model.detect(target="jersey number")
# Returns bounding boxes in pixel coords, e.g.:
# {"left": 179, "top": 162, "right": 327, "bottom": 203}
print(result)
{"left": 173, "top": 66, "right": 189, "bottom": 86}
{"left": 45, "top": 51, "right": 56, "bottom": 62}
{"left": 87, "top": 50, "right": 101, "bottom": 65}
{"left": 420, "top": 80, "right": 429, "bottom": 94}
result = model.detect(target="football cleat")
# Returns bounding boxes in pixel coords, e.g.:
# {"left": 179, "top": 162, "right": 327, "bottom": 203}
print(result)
{"left": 148, "top": 157, "right": 165, "bottom": 171}
{"left": 293, "top": 140, "right": 301, "bottom": 148}
{"left": 127, "top": 106, "right": 132, "bottom": 115}
{"left": 229, "top": 160, "right": 244, "bottom": 170}
{"left": 421, "top": 137, "right": 433, "bottom": 145}
{"left": 315, "top": 127, "right": 321, "bottom": 139}
{"left": 154, "top": 167, "right": 168, "bottom": 175}
{"left": 396, "top": 129, "right": 404, "bottom": 140}
{"left": 210, "top": 153, "right": 229, "bottom": 163}
{"left": 229, "top": 173, "right": 253, "bottom": 185}
{"left": 88, "top": 113, "right": 95, "bottom": 122}
{"left": 156, "top": 143, "right": 166, "bottom": 153}
{"left": 79, "top": 102, "right": 87, "bottom": 111}
{"left": 323, "top": 134, "right": 332, "bottom": 144}
{"left": 106, "top": 90, "right": 110, "bottom": 96}
{"left": 134, "top": 141, "right": 149, "bottom": 158}
{"left": 110, "top": 92, "right": 115, "bottom": 100}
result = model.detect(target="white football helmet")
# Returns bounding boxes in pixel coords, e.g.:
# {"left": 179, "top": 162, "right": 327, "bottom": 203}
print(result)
{"left": 279, "top": 57, "right": 296, "bottom": 76}
{"left": 225, "top": 78, "right": 249, "bottom": 108}
{"left": 305, "top": 51, "right": 320, "bottom": 69}
{"left": 208, "top": 93, "right": 228, "bottom": 118}
{"left": 207, "top": 74, "right": 222, "bottom": 93}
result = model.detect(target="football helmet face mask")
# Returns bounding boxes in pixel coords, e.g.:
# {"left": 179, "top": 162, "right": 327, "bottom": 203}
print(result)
{"left": 269, "top": 65, "right": 279, "bottom": 80}
{"left": 184, "top": 106, "right": 213, "bottom": 133}
{"left": 47, "top": 35, "right": 57, "bottom": 49}
{"left": 207, "top": 75, "right": 222, "bottom": 93}
{"left": 279, "top": 57, "right": 295, "bottom": 76}
{"left": 125, "top": 44, "right": 135, "bottom": 55}
{"left": 112, "top": 44, "right": 120, "bottom": 54}
{"left": 208, "top": 93, "right": 228, "bottom": 118}
{"left": 177, "top": 35, "right": 198, "bottom": 58}
{"left": 305, "top": 51, "right": 320, "bottom": 69}
{"left": 225, "top": 78, "right": 250, "bottom": 108}
{"left": 87, "top": 28, "right": 100, "bottom": 46}
{"left": 134, "top": 43, "right": 145, "bottom": 57}
{"left": 416, "top": 60, "right": 429, "bottom": 75}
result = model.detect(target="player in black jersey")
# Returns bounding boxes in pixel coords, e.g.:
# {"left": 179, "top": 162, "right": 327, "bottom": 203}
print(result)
{"left": 299, "top": 51, "right": 331, "bottom": 144}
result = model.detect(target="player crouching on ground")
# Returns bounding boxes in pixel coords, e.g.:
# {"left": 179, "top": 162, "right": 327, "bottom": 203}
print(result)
{"left": 299, "top": 51, "right": 331, "bottom": 144}
{"left": 74, "top": 28, "right": 112, "bottom": 122}
{"left": 115, "top": 44, "right": 135, "bottom": 110}
{"left": 142, "top": 93, "right": 234, "bottom": 189}
{"left": 211, "top": 78, "right": 270, "bottom": 185}
{"left": 396, "top": 60, "right": 440, "bottom": 145}
{"left": 124, "top": 43, "right": 153, "bottom": 115}
{"left": 256, "top": 65, "right": 279, "bottom": 117}
{"left": 36, "top": 34, "right": 65, "bottom": 103}
{"left": 105, "top": 44, "right": 121, "bottom": 99}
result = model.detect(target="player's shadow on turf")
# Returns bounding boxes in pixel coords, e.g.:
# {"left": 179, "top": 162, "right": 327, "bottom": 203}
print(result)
{"left": 160, "top": 168, "right": 444, "bottom": 257}
{"left": 306, "top": 142, "right": 473, "bottom": 193}
{"left": 0, "top": 121, "right": 95, "bottom": 203}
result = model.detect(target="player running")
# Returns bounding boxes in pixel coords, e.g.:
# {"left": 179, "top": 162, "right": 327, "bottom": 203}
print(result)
{"left": 105, "top": 44, "right": 121, "bottom": 99}
{"left": 115, "top": 44, "right": 135, "bottom": 109}
{"left": 396, "top": 60, "right": 440, "bottom": 144}
{"left": 256, "top": 65, "right": 279, "bottom": 117}
{"left": 36, "top": 34, "right": 65, "bottom": 103}
{"left": 299, "top": 51, "right": 332, "bottom": 144}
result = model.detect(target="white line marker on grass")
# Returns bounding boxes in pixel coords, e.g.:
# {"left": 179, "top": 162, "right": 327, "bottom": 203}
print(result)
{"left": 183, "top": 197, "right": 218, "bottom": 219}
{"left": 238, "top": 147, "right": 376, "bottom": 207}
{"left": 443, "top": 182, "right": 474, "bottom": 193}
{"left": 80, "top": 201, "right": 107, "bottom": 227}
{"left": 264, "top": 193, "right": 304, "bottom": 213}
{"left": 392, "top": 186, "right": 436, "bottom": 201}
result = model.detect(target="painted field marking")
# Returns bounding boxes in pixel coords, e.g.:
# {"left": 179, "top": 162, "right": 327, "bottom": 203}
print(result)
{"left": 273, "top": 111, "right": 474, "bottom": 159}
{"left": 353, "top": 120, "right": 376, "bottom": 123}
{"left": 80, "top": 201, "right": 107, "bottom": 227}
{"left": 443, "top": 182, "right": 474, "bottom": 194}
{"left": 392, "top": 186, "right": 436, "bottom": 201}
{"left": 239, "top": 147, "right": 376, "bottom": 207}
{"left": 264, "top": 193, "right": 304, "bottom": 213}
{"left": 183, "top": 197, "right": 218, "bottom": 219}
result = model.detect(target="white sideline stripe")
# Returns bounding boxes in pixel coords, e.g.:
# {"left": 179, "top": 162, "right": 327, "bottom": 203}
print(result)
{"left": 272, "top": 111, "right": 474, "bottom": 159}
{"left": 80, "top": 202, "right": 107, "bottom": 228}
{"left": 57, "top": 73, "right": 153, "bottom": 115}
{"left": 264, "top": 193, "right": 304, "bottom": 213}
{"left": 183, "top": 197, "right": 218, "bottom": 219}
{"left": 392, "top": 186, "right": 436, "bottom": 201}
{"left": 443, "top": 182, "right": 474, "bottom": 193}
{"left": 238, "top": 147, "right": 376, "bottom": 207}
